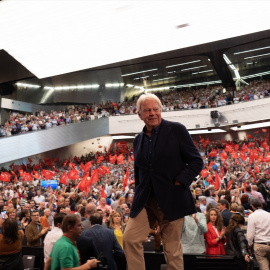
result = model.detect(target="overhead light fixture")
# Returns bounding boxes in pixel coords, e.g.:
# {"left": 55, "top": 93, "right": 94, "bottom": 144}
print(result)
{"left": 181, "top": 65, "right": 207, "bottom": 71}
{"left": 176, "top": 80, "right": 222, "bottom": 88}
{"left": 121, "top": 68, "right": 158, "bottom": 77}
{"left": 166, "top": 60, "right": 201, "bottom": 69}
{"left": 244, "top": 52, "right": 270, "bottom": 60}
{"left": 54, "top": 84, "right": 99, "bottom": 90}
{"left": 16, "top": 83, "right": 40, "bottom": 88}
{"left": 192, "top": 69, "right": 213, "bottom": 75}
{"left": 153, "top": 76, "right": 176, "bottom": 82}
{"left": 126, "top": 84, "right": 134, "bottom": 87}
{"left": 167, "top": 71, "right": 176, "bottom": 74}
{"left": 112, "top": 135, "right": 135, "bottom": 139}
{"left": 145, "top": 86, "right": 171, "bottom": 92}
{"left": 230, "top": 122, "right": 270, "bottom": 131}
{"left": 234, "top": 46, "right": 270, "bottom": 55}
{"left": 241, "top": 70, "right": 270, "bottom": 79}
{"left": 105, "top": 83, "right": 124, "bottom": 87}
{"left": 133, "top": 76, "right": 149, "bottom": 80}
{"left": 189, "top": 129, "right": 226, "bottom": 134}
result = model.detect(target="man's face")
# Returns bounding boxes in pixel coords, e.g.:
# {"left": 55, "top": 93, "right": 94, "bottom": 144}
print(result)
{"left": 71, "top": 218, "right": 83, "bottom": 238}
{"left": 201, "top": 199, "right": 207, "bottom": 205}
{"left": 31, "top": 212, "right": 40, "bottom": 223}
{"left": 30, "top": 201, "right": 35, "bottom": 208}
{"left": 217, "top": 203, "right": 225, "bottom": 211}
{"left": 138, "top": 99, "right": 161, "bottom": 131}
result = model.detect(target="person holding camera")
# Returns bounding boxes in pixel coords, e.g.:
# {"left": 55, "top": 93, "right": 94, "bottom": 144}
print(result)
{"left": 44, "top": 214, "right": 99, "bottom": 270}
{"left": 226, "top": 213, "right": 252, "bottom": 270}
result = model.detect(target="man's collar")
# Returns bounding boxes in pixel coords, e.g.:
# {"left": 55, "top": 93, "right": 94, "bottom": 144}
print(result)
{"left": 143, "top": 119, "right": 162, "bottom": 135}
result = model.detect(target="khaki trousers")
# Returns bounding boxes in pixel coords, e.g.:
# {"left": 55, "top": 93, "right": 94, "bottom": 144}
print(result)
{"left": 254, "top": 243, "right": 270, "bottom": 270}
{"left": 123, "top": 196, "right": 184, "bottom": 270}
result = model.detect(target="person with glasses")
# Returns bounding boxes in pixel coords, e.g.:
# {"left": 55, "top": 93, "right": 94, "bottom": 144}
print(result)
{"left": 25, "top": 210, "right": 49, "bottom": 246}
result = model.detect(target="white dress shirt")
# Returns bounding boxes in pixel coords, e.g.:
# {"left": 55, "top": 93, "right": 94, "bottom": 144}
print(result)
{"left": 43, "top": 227, "right": 63, "bottom": 262}
{"left": 246, "top": 209, "right": 270, "bottom": 246}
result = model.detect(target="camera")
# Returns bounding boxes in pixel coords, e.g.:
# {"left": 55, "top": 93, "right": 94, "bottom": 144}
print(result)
{"left": 90, "top": 253, "right": 108, "bottom": 269}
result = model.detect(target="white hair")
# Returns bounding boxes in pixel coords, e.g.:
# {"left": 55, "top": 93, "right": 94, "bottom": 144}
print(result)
{"left": 136, "top": 93, "right": 162, "bottom": 113}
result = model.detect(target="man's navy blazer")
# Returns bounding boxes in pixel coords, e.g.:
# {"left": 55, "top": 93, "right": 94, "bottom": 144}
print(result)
{"left": 81, "top": 225, "right": 124, "bottom": 270}
{"left": 130, "top": 119, "right": 204, "bottom": 220}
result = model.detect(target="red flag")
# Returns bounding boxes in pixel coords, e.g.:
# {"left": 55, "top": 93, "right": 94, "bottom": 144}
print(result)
{"left": 240, "top": 152, "right": 247, "bottom": 161}
{"left": 28, "top": 158, "right": 33, "bottom": 163}
{"left": 68, "top": 169, "right": 80, "bottom": 180}
{"left": 25, "top": 172, "right": 33, "bottom": 181}
{"left": 60, "top": 171, "right": 69, "bottom": 185}
{"left": 123, "top": 169, "right": 129, "bottom": 190}
{"left": 214, "top": 170, "right": 220, "bottom": 190}
{"left": 0, "top": 172, "right": 11, "bottom": 182}
{"left": 262, "top": 129, "right": 267, "bottom": 133}
{"left": 234, "top": 144, "right": 239, "bottom": 151}
{"left": 117, "top": 154, "right": 125, "bottom": 164}
{"left": 231, "top": 151, "right": 238, "bottom": 159}
{"left": 247, "top": 135, "right": 252, "bottom": 139}
{"left": 254, "top": 131, "right": 260, "bottom": 134}
{"left": 11, "top": 171, "right": 17, "bottom": 183}
{"left": 33, "top": 170, "right": 40, "bottom": 179}
{"left": 241, "top": 144, "right": 249, "bottom": 153}
{"left": 201, "top": 169, "right": 210, "bottom": 178}
{"left": 90, "top": 169, "right": 99, "bottom": 184}
{"left": 73, "top": 156, "right": 79, "bottom": 163}
{"left": 78, "top": 174, "right": 89, "bottom": 192}
{"left": 109, "top": 155, "right": 117, "bottom": 164}
{"left": 97, "top": 155, "right": 104, "bottom": 164}
{"left": 255, "top": 166, "right": 260, "bottom": 173}
{"left": 42, "top": 170, "right": 55, "bottom": 180}
{"left": 208, "top": 150, "right": 217, "bottom": 157}
{"left": 98, "top": 145, "right": 102, "bottom": 148}
{"left": 69, "top": 162, "right": 76, "bottom": 169}
{"left": 219, "top": 150, "right": 228, "bottom": 160}
{"left": 209, "top": 160, "right": 215, "bottom": 168}
{"left": 83, "top": 161, "right": 93, "bottom": 173}
{"left": 128, "top": 155, "right": 131, "bottom": 163}
{"left": 101, "top": 185, "right": 106, "bottom": 198}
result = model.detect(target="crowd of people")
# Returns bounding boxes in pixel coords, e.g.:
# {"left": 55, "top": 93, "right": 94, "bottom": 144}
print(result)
{"left": 1, "top": 79, "right": 270, "bottom": 138}
{"left": 0, "top": 130, "right": 269, "bottom": 268}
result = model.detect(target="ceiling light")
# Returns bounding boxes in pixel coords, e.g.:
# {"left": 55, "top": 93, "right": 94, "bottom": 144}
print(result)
{"left": 181, "top": 65, "right": 207, "bottom": 71}
{"left": 146, "top": 86, "right": 171, "bottom": 92}
{"left": 176, "top": 80, "right": 222, "bottom": 88}
{"left": 153, "top": 76, "right": 176, "bottom": 82}
{"left": 241, "top": 70, "right": 270, "bottom": 79}
{"left": 105, "top": 83, "right": 124, "bottom": 87}
{"left": 112, "top": 136, "right": 135, "bottom": 139}
{"left": 16, "top": 83, "right": 40, "bottom": 88}
{"left": 234, "top": 46, "right": 270, "bottom": 55}
{"left": 192, "top": 69, "right": 213, "bottom": 75}
{"left": 121, "top": 69, "right": 158, "bottom": 77}
{"left": 126, "top": 84, "right": 134, "bottom": 87}
{"left": 230, "top": 122, "right": 270, "bottom": 131}
{"left": 189, "top": 129, "right": 226, "bottom": 134}
{"left": 166, "top": 60, "right": 201, "bottom": 69}
{"left": 244, "top": 52, "right": 270, "bottom": 59}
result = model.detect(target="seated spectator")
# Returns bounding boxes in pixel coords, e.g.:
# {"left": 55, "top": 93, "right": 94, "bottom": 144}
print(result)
{"left": 0, "top": 218, "right": 24, "bottom": 270}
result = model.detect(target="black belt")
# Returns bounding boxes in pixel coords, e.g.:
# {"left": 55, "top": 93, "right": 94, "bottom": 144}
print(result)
{"left": 257, "top": 242, "right": 270, "bottom": 246}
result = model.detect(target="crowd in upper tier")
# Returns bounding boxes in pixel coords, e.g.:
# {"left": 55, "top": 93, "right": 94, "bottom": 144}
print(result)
{"left": 1, "top": 79, "right": 270, "bottom": 137}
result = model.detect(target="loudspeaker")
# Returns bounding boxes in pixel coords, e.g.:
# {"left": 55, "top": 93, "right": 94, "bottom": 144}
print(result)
{"left": 210, "top": 111, "right": 219, "bottom": 119}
